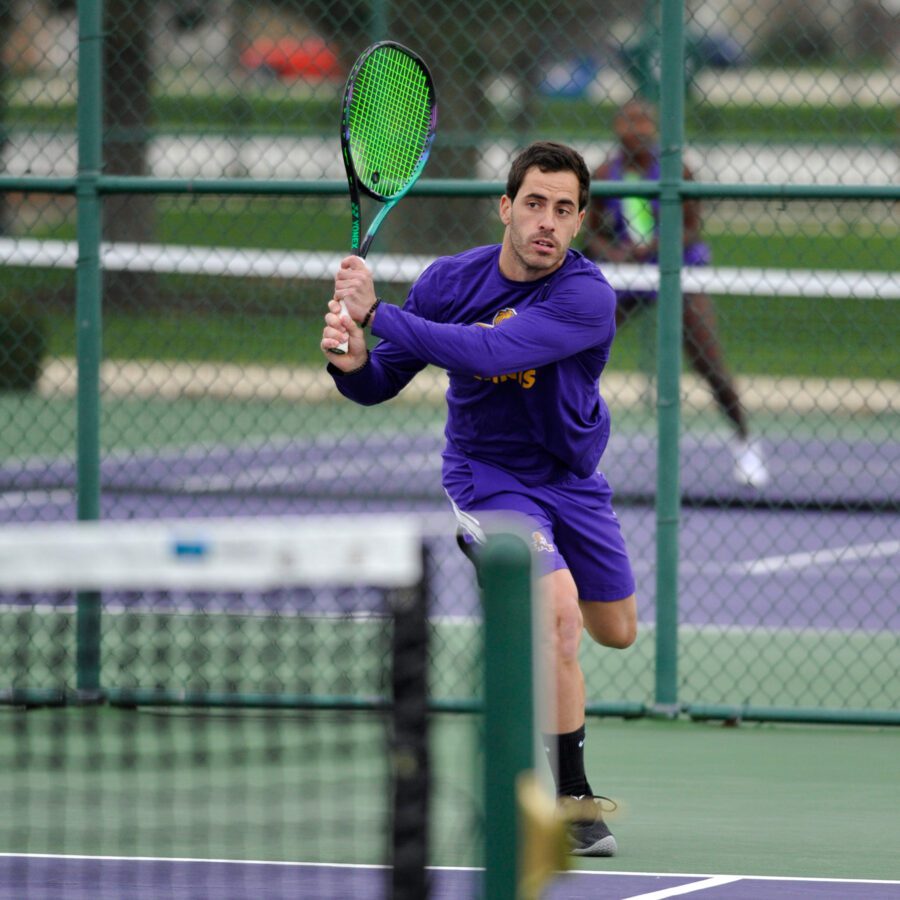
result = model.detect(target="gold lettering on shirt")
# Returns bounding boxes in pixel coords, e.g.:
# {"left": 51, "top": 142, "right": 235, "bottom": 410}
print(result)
{"left": 474, "top": 369, "right": 537, "bottom": 388}
{"left": 473, "top": 308, "right": 537, "bottom": 389}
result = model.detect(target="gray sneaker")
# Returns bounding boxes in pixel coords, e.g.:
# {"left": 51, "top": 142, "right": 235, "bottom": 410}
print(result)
{"left": 559, "top": 795, "right": 618, "bottom": 857}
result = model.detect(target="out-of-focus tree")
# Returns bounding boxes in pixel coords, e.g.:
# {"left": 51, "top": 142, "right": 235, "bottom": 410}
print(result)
{"left": 103, "top": 0, "right": 157, "bottom": 310}
{"left": 0, "top": 0, "right": 11, "bottom": 237}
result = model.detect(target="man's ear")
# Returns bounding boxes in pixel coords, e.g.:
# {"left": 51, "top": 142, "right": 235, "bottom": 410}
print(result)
{"left": 499, "top": 194, "right": 512, "bottom": 226}
{"left": 573, "top": 208, "right": 586, "bottom": 235}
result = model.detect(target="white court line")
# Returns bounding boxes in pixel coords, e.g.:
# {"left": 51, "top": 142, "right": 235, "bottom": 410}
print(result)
{"left": 737, "top": 539, "right": 900, "bottom": 576}
{"left": 572, "top": 869, "right": 900, "bottom": 886}
{"left": 621, "top": 875, "right": 741, "bottom": 899}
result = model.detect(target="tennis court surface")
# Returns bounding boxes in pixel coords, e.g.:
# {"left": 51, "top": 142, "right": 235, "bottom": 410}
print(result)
{"left": 2, "top": 666, "right": 898, "bottom": 898}
{"left": 3, "top": 428, "right": 897, "bottom": 511}
{"left": 2, "top": 426, "right": 897, "bottom": 898}
{"left": 2, "top": 856, "right": 899, "bottom": 899}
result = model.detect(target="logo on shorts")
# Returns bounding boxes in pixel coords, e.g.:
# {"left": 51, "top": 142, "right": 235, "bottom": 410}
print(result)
{"left": 531, "top": 531, "right": 555, "bottom": 554}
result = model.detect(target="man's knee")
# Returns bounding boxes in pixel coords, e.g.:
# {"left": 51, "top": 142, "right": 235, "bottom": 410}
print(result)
{"left": 554, "top": 594, "right": 584, "bottom": 663}
{"left": 599, "top": 616, "right": 638, "bottom": 649}
{"left": 581, "top": 596, "right": 638, "bottom": 649}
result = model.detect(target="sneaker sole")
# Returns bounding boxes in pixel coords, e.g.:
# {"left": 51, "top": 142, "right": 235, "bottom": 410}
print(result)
{"left": 570, "top": 834, "right": 618, "bottom": 857}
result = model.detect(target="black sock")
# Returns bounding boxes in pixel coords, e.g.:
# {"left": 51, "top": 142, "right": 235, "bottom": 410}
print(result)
{"left": 543, "top": 724, "right": 593, "bottom": 798}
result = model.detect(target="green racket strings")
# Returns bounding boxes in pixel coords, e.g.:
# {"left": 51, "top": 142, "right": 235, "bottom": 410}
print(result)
{"left": 348, "top": 47, "right": 433, "bottom": 198}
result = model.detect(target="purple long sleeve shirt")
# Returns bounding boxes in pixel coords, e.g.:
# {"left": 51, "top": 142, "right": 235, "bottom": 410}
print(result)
{"left": 329, "top": 245, "right": 618, "bottom": 485}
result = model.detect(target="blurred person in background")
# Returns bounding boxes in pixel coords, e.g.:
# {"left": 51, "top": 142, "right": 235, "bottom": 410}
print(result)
{"left": 583, "top": 98, "right": 769, "bottom": 489}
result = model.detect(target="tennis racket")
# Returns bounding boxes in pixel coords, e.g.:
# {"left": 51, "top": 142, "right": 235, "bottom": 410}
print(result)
{"left": 329, "top": 40, "right": 438, "bottom": 354}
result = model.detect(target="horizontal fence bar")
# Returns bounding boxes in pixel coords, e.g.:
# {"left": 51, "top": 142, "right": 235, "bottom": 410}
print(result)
{"left": 0, "top": 688, "right": 68, "bottom": 707}
{"left": 8, "top": 688, "right": 895, "bottom": 725}
{"left": 0, "top": 689, "right": 460, "bottom": 713}
{"left": 686, "top": 704, "right": 900, "bottom": 726}
{"left": 0, "top": 177, "right": 77, "bottom": 192}
{"left": 2, "top": 175, "right": 897, "bottom": 201}
{"left": 106, "top": 690, "right": 393, "bottom": 710}
{"left": 585, "top": 700, "right": 648, "bottom": 718}
{"left": 683, "top": 182, "right": 900, "bottom": 201}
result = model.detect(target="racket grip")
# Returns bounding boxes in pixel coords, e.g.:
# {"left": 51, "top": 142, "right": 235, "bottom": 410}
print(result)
{"left": 328, "top": 300, "right": 351, "bottom": 355}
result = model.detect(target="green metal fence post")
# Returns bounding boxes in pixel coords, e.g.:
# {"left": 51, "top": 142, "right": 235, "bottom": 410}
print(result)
{"left": 653, "top": 0, "right": 685, "bottom": 714}
{"left": 371, "top": 0, "right": 389, "bottom": 41}
{"left": 74, "top": 0, "right": 104, "bottom": 700}
{"left": 482, "top": 532, "right": 534, "bottom": 900}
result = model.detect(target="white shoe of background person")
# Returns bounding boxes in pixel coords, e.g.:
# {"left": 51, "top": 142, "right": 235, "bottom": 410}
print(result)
{"left": 732, "top": 439, "right": 770, "bottom": 489}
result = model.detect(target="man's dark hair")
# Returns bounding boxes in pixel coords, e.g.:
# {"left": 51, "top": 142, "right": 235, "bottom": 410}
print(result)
{"left": 506, "top": 141, "right": 591, "bottom": 211}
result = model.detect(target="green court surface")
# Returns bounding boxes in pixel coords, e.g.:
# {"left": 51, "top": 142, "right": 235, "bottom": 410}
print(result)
{"left": 0, "top": 706, "right": 482, "bottom": 868}
{"left": 577, "top": 718, "right": 900, "bottom": 882}
{"left": 4, "top": 613, "right": 895, "bottom": 716}
{"left": 2, "top": 708, "right": 897, "bottom": 884}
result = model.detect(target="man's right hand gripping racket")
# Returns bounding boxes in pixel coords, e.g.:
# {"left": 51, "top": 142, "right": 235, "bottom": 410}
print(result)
{"left": 329, "top": 41, "right": 438, "bottom": 355}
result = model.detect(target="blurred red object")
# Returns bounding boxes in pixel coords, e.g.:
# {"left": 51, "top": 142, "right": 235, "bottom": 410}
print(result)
{"left": 241, "top": 36, "right": 342, "bottom": 81}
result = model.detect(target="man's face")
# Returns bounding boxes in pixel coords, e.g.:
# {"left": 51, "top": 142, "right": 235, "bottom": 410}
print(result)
{"left": 615, "top": 103, "right": 657, "bottom": 154}
{"left": 498, "top": 167, "right": 585, "bottom": 281}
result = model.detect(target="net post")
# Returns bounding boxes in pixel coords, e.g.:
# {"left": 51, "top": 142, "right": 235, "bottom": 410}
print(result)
{"left": 481, "top": 531, "right": 534, "bottom": 900}
{"left": 388, "top": 547, "right": 431, "bottom": 900}
{"left": 74, "top": 0, "right": 105, "bottom": 703}
{"left": 75, "top": 591, "right": 103, "bottom": 702}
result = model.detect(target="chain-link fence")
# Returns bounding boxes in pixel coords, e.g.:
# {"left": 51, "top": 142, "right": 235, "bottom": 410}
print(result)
{"left": 1, "top": 0, "right": 898, "bottom": 722}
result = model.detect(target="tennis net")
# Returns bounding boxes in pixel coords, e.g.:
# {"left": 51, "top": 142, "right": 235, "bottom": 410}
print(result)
{"left": 0, "top": 513, "right": 560, "bottom": 899}
{"left": 0, "top": 515, "right": 438, "bottom": 899}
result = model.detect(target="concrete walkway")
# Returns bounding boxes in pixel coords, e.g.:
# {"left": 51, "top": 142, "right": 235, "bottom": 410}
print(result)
{"left": 37, "top": 357, "right": 899, "bottom": 417}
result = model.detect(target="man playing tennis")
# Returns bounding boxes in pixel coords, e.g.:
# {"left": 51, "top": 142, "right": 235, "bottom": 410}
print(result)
{"left": 322, "top": 141, "right": 636, "bottom": 857}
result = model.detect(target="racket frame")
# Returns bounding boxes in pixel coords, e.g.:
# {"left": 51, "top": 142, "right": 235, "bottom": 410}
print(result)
{"left": 330, "top": 41, "right": 437, "bottom": 354}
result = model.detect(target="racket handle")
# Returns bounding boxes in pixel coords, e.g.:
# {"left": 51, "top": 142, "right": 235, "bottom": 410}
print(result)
{"left": 328, "top": 300, "right": 351, "bottom": 355}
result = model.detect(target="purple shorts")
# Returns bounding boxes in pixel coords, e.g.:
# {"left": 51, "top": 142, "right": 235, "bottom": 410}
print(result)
{"left": 444, "top": 455, "right": 635, "bottom": 602}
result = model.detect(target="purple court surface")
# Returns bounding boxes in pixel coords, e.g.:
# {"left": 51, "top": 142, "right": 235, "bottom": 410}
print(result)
{"left": 2, "top": 856, "right": 899, "bottom": 900}
{"left": 2, "top": 431, "right": 897, "bottom": 509}
{"left": 1, "top": 432, "right": 898, "bottom": 633}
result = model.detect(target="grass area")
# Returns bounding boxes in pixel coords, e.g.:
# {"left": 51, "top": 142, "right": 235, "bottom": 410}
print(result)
{"left": 708, "top": 230, "right": 898, "bottom": 272}
{"left": 7, "top": 91, "right": 896, "bottom": 143}
{"left": 9, "top": 286, "right": 896, "bottom": 381}
{"left": 4, "top": 196, "right": 897, "bottom": 379}
{"left": 611, "top": 293, "right": 900, "bottom": 381}
{"left": 0, "top": 291, "right": 887, "bottom": 380}
{"left": 12, "top": 281, "right": 900, "bottom": 379}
